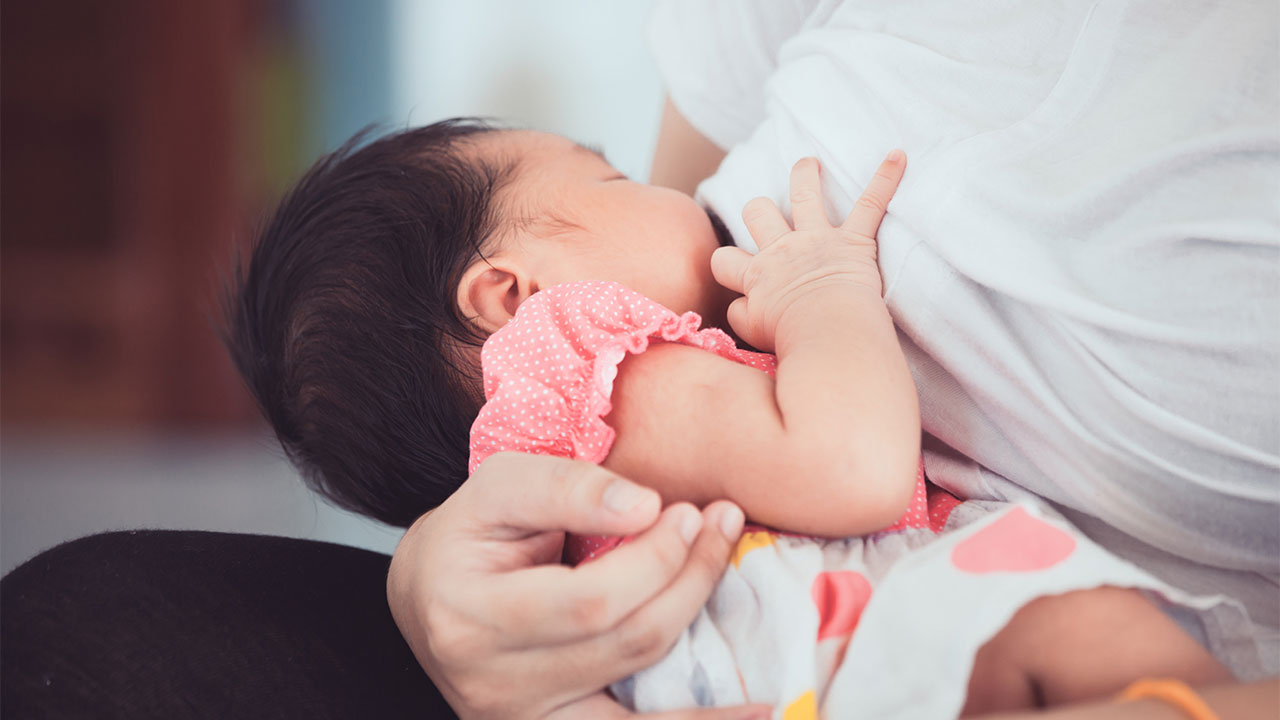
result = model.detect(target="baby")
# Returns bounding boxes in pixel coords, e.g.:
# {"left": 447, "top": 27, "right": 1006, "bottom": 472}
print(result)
{"left": 225, "top": 120, "right": 1258, "bottom": 717}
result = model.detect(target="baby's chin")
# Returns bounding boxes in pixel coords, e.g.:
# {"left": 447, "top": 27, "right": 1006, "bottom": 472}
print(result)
{"left": 698, "top": 283, "right": 754, "bottom": 350}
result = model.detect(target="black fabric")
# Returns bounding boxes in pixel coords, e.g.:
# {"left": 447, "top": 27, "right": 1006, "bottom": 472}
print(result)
{"left": 1, "top": 530, "right": 458, "bottom": 719}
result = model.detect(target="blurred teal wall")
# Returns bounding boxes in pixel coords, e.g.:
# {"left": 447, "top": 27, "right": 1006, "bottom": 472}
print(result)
{"left": 301, "top": 0, "right": 394, "bottom": 155}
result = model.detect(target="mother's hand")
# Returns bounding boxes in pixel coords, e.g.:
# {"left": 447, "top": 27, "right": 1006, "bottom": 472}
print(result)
{"left": 387, "top": 452, "right": 770, "bottom": 720}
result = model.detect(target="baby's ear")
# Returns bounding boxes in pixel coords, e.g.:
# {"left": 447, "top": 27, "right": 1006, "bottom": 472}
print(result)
{"left": 457, "top": 259, "right": 535, "bottom": 334}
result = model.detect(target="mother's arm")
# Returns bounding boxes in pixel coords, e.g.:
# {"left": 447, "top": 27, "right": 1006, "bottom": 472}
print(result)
{"left": 648, "top": 96, "right": 727, "bottom": 196}
{"left": 386, "top": 452, "right": 771, "bottom": 720}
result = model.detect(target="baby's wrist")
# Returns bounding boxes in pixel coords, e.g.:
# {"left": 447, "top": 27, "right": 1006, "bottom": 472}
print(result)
{"left": 773, "top": 281, "right": 889, "bottom": 347}
{"left": 787, "top": 275, "right": 883, "bottom": 309}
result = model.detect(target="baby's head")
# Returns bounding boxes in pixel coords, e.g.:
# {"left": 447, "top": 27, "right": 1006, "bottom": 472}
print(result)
{"left": 224, "top": 120, "right": 734, "bottom": 525}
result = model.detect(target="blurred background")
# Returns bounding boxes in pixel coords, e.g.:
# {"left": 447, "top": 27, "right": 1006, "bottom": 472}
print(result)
{"left": 1, "top": 0, "right": 663, "bottom": 575}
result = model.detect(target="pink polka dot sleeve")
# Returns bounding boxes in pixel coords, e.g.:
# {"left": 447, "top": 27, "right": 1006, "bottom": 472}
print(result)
{"left": 467, "top": 280, "right": 776, "bottom": 474}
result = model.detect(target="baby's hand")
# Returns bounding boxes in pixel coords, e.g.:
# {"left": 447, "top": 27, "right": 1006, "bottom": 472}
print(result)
{"left": 711, "top": 151, "right": 905, "bottom": 352}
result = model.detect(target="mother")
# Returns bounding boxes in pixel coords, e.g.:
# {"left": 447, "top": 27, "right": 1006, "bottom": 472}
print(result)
{"left": 388, "top": 0, "right": 1278, "bottom": 716}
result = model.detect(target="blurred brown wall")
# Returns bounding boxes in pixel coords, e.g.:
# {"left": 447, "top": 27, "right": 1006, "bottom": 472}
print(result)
{"left": 2, "top": 0, "right": 264, "bottom": 429}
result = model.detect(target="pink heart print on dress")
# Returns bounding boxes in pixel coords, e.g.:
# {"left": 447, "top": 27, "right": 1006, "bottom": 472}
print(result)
{"left": 951, "top": 506, "right": 1076, "bottom": 574}
{"left": 811, "top": 571, "right": 874, "bottom": 640}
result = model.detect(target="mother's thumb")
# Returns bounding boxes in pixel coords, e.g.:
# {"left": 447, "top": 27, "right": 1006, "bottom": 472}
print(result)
{"left": 469, "top": 452, "right": 663, "bottom": 537}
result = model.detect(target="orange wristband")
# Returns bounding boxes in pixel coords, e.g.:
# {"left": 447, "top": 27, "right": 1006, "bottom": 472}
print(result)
{"left": 1118, "top": 679, "right": 1219, "bottom": 720}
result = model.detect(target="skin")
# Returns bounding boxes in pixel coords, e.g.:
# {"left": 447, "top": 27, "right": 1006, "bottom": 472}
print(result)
{"left": 648, "top": 96, "right": 729, "bottom": 198}
{"left": 458, "top": 130, "right": 739, "bottom": 338}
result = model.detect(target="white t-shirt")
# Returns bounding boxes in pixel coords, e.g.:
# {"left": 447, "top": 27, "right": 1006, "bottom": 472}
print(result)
{"left": 650, "top": 0, "right": 1280, "bottom": 661}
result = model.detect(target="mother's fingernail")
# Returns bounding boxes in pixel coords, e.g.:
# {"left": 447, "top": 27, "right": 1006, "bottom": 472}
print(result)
{"left": 603, "top": 479, "right": 651, "bottom": 513}
{"left": 679, "top": 508, "right": 703, "bottom": 545}
{"left": 718, "top": 505, "right": 745, "bottom": 540}
{"left": 886, "top": 148, "right": 904, "bottom": 163}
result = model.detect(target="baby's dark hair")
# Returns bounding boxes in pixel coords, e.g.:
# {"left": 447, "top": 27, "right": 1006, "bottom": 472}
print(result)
{"left": 223, "top": 119, "right": 514, "bottom": 527}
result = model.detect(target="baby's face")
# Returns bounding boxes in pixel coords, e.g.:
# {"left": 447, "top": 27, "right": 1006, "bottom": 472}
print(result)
{"left": 485, "top": 131, "right": 736, "bottom": 330}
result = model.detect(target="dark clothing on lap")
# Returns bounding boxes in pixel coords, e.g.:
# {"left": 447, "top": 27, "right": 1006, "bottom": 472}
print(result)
{"left": 2, "top": 530, "right": 457, "bottom": 719}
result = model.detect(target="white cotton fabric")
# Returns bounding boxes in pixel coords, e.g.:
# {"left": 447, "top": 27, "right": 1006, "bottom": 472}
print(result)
{"left": 649, "top": 0, "right": 1280, "bottom": 671}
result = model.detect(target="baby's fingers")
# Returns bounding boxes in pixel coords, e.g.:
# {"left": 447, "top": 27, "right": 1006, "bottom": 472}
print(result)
{"left": 788, "top": 157, "right": 830, "bottom": 231}
{"left": 842, "top": 150, "right": 906, "bottom": 239}
{"left": 741, "top": 196, "right": 790, "bottom": 249}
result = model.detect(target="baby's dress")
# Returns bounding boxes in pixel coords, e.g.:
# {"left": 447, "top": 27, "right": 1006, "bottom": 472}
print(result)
{"left": 468, "top": 280, "right": 1262, "bottom": 719}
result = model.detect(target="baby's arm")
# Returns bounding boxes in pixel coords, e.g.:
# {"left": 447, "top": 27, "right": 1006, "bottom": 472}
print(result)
{"left": 604, "top": 153, "right": 918, "bottom": 537}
